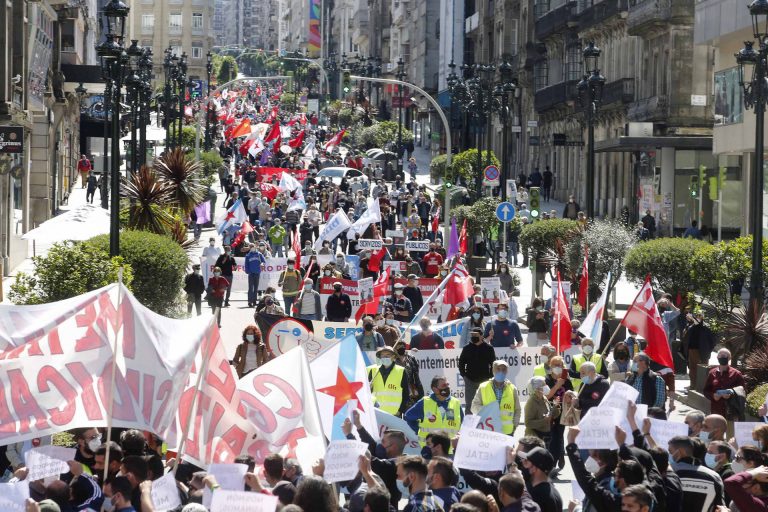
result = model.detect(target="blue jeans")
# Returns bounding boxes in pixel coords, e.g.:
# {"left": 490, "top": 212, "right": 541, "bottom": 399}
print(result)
{"left": 248, "top": 273, "right": 261, "bottom": 304}
{"left": 297, "top": 314, "right": 317, "bottom": 321}
{"left": 193, "top": 223, "right": 202, "bottom": 240}
{"left": 275, "top": 244, "right": 284, "bottom": 257}
{"left": 284, "top": 296, "right": 296, "bottom": 315}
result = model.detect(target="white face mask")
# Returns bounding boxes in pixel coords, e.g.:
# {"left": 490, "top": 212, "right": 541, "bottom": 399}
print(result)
{"left": 209, "top": 242, "right": 215, "bottom": 247}
{"left": 582, "top": 345, "right": 594, "bottom": 355}
{"left": 584, "top": 456, "right": 601, "bottom": 474}
{"left": 731, "top": 461, "right": 745, "bottom": 473}
{"left": 540, "top": 355, "right": 549, "bottom": 364}
{"left": 246, "top": 334, "right": 255, "bottom": 342}
{"left": 386, "top": 319, "right": 396, "bottom": 326}
{"left": 87, "top": 436, "right": 102, "bottom": 452}
{"left": 699, "top": 431, "right": 710, "bottom": 442}
{"left": 303, "top": 284, "right": 312, "bottom": 291}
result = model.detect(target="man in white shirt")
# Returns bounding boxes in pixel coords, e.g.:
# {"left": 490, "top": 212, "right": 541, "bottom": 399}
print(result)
{"left": 202, "top": 237, "right": 223, "bottom": 260}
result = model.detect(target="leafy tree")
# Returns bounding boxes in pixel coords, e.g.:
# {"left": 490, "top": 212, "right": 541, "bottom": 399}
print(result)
{"left": 451, "top": 197, "right": 501, "bottom": 257}
{"left": 217, "top": 56, "right": 238, "bottom": 85}
{"left": 280, "top": 92, "right": 297, "bottom": 108}
{"left": 180, "top": 126, "right": 198, "bottom": 152}
{"left": 86, "top": 230, "right": 188, "bottom": 316}
{"left": 624, "top": 237, "right": 707, "bottom": 299}
{"left": 194, "top": 150, "right": 223, "bottom": 189}
{"left": 9, "top": 242, "right": 133, "bottom": 305}
{"left": 430, "top": 154, "right": 448, "bottom": 183}
{"left": 451, "top": 149, "right": 499, "bottom": 195}
{"left": 520, "top": 219, "right": 580, "bottom": 260}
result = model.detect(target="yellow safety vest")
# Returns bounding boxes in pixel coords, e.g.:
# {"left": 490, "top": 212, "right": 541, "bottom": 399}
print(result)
{"left": 417, "top": 396, "right": 462, "bottom": 447}
{"left": 478, "top": 380, "right": 518, "bottom": 434}
{"left": 571, "top": 353, "right": 605, "bottom": 391}
{"left": 368, "top": 364, "right": 405, "bottom": 415}
{"left": 533, "top": 364, "right": 548, "bottom": 377}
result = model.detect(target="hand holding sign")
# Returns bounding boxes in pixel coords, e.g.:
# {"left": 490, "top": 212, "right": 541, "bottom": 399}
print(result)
{"left": 454, "top": 426, "right": 513, "bottom": 472}
{"left": 210, "top": 489, "right": 278, "bottom": 512}
{"left": 150, "top": 472, "right": 182, "bottom": 512}
{"left": 323, "top": 440, "right": 368, "bottom": 483}
{"left": 24, "top": 446, "right": 75, "bottom": 482}
{"left": 0, "top": 481, "right": 29, "bottom": 512}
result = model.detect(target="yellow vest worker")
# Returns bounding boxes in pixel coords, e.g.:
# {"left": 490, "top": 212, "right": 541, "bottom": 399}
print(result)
{"left": 470, "top": 360, "right": 521, "bottom": 435}
{"left": 570, "top": 346, "right": 605, "bottom": 391}
{"left": 533, "top": 364, "right": 548, "bottom": 377}
{"left": 403, "top": 377, "right": 464, "bottom": 447}
{"left": 367, "top": 347, "right": 409, "bottom": 416}
{"left": 533, "top": 346, "right": 556, "bottom": 378}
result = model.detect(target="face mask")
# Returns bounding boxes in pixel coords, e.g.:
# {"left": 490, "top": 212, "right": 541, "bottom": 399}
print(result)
{"left": 387, "top": 319, "right": 396, "bottom": 326}
{"left": 380, "top": 357, "right": 393, "bottom": 367}
{"left": 374, "top": 443, "right": 388, "bottom": 459}
{"left": 421, "top": 446, "right": 433, "bottom": 460}
{"left": 608, "top": 477, "right": 620, "bottom": 496}
{"left": 582, "top": 345, "right": 594, "bottom": 355}
{"left": 541, "top": 385, "right": 551, "bottom": 395}
{"left": 88, "top": 436, "right": 102, "bottom": 453}
{"left": 194, "top": 270, "right": 200, "bottom": 274}
{"left": 376, "top": 319, "right": 385, "bottom": 327}
{"left": 668, "top": 452, "right": 676, "bottom": 466}
{"left": 421, "top": 325, "right": 430, "bottom": 332}
{"left": 494, "top": 372, "right": 506, "bottom": 382}
{"left": 581, "top": 375, "right": 593, "bottom": 385}
{"left": 440, "top": 270, "right": 448, "bottom": 276}
{"left": 364, "top": 324, "right": 373, "bottom": 331}
{"left": 438, "top": 388, "right": 451, "bottom": 398}
{"left": 497, "top": 310, "right": 508, "bottom": 319}
{"left": 396, "top": 478, "right": 410, "bottom": 498}
{"left": 214, "top": 272, "right": 221, "bottom": 277}
{"left": 324, "top": 270, "right": 331, "bottom": 276}
{"left": 631, "top": 362, "right": 639, "bottom": 372}
{"left": 704, "top": 453, "right": 718, "bottom": 469}
{"left": 246, "top": 334, "right": 256, "bottom": 342}
{"left": 540, "top": 355, "right": 549, "bottom": 364}
{"left": 304, "top": 284, "right": 312, "bottom": 291}
{"left": 718, "top": 356, "right": 729, "bottom": 366}
{"left": 472, "top": 313, "right": 481, "bottom": 321}
{"left": 472, "top": 337, "right": 482, "bottom": 344}
{"left": 210, "top": 242, "right": 215, "bottom": 247}
{"left": 336, "top": 259, "right": 344, "bottom": 265}
{"left": 584, "top": 456, "right": 601, "bottom": 474}
{"left": 699, "top": 431, "right": 710, "bottom": 442}
{"left": 395, "top": 290, "right": 403, "bottom": 296}
{"left": 334, "top": 287, "right": 342, "bottom": 293}
{"left": 732, "top": 461, "right": 745, "bottom": 473}
{"left": 551, "top": 367, "right": 563, "bottom": 376}
{"left": 102, "top": 497, "right": 113, "bottom": 512}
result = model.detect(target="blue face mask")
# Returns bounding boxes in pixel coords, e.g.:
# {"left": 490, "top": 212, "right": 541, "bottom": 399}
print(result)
{"left": 668, "top": 452, "right": 676, "bottom": 466}
{"left": 582, "top": 375, "right": 593, "bottom": 385}
{"left": 374, "top": 443, "right": 388, "bottom": 459}
{"left": 396, "top": 479, "right": 410, "bottom": 498}
{"left": 630, "top": 362, "right": 639, "bottom": 372}
{"left": 704, "top": 453, "right": 718, "bottom": 469}
{"left": 608, "top": 477, "right": 620, "bottom": 496}
{"left": 494, "top": 372, "right": 506, "bottom": 382}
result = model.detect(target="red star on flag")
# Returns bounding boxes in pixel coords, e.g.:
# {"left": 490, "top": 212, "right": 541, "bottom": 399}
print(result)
{"left": 224, "top": 210, "right": 235, "bottom": 221}
{"left": 317, "top": 368, "right": 365, "bottom": 415}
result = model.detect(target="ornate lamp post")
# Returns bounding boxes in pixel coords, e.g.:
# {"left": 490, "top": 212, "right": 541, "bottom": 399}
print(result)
{"left": 396, "top": 57, "right": 406, "bottom": 173}
{"left": 736, "top": 0, "right": 768, "bottom": 308}
{"left": 578, "top": 41, "right": 605, "bottom": 219}
{"left": 205, "top": 51, "right": 213, "bottom": 151}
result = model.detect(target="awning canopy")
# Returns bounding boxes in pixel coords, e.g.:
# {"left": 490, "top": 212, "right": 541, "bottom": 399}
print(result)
{"left": 22, "top": 203, "right": 110, "bottom": 243}
{"left": 595, "top": 136, "right": 713, "bottom": 153}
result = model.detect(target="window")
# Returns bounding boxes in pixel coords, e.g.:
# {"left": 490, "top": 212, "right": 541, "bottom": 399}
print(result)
{"left": 534, "top": 60, "right": 548, "bottom": 90}
{"left": 192, "top": 13, "right": 203, "bottom": 29}
{"left": 141, "top": 14, "right": 154, "bottom": 29}
{"left": 565, "top": 44, "right": 581, "bottom": 81}
{"left": 169, "top": 13, "right": 182, "bottom": 29}
{"left": 191, "top": 45, "right": 203, "bottom": 59}
{"left": 170, "top": 44, "right": 182, "bottom": 57}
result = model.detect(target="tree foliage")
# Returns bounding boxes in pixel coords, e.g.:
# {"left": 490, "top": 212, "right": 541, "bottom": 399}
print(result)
{"left": 217, "top": 56, "right": 238, "bottom": 85}
{"left": 430, "top": 154, "right": 448, "bottom": 183}
{"left": 9, "top": 242, "right": 133, "bottom": 305}
{"left": 520, "top": 219, "right": 580, "bottom": 261}
{"left": 180, "top": 126, "right": 198, "bottom": 152}
{"left": 154, "top": 148, "right": 207, "bottom": 214}
{"left": 194, "top": 150, "right": 223, "bottom": 189}
{"left": 451, "top": 149, "right": 499, "bottom": 195}
{"left": 450, "top": 196, "right": 501, "bottom": 238}
{"left": 624, "top": 237, "right": 707, "bottom": 299}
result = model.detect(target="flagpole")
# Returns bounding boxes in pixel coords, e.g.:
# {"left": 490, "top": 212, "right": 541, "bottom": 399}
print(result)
{"left": 301, "top": 346, "right": 331, "bottom": 446}
{"left": 103, "top": 269, "right": 124, "bottom": 484}
{"left": 556, "top": 283, "right": 561, "bottom": 353}
{"left": 598, "top": 322, "right": 624, "bottom": 359}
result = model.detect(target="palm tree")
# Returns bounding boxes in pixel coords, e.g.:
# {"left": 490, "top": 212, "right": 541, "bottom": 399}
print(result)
{"left": 153, "top": 148, "right": 206, "bottom": 214}
{"left": 121, "top": 165, "right": 175, "bottom": 233}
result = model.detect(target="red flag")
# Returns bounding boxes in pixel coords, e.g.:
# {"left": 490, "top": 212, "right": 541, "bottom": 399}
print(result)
{"left": 231, "top": 221, "right": 254, "bottom": 248}
{"left": 459, "top": 219, "right": 468, "bottom": 254}
{"left": 239, "top": 138, "right": 255, "bottom": 157}
{"left": 230, "top": 118, "right": 252, "bottom": 139}
{"left": 259, "top": 182, "right": 280, "bottom": 200}
{"left": 578, "top": 248, "right": 589, "bottom": 309}
{"left": 373, "top": 265, "right": 391, "bottom": 297}
{"left": 367, "top": 245, "right": 388, "bottom": 272}
{"left": 300, "top": 113, "right": 307, "bottom": 125}
{"left": 443, "top": 261, "right": 474, "bottom": 306}
{"left": 323, "top": 129, "right": 346, "bottom": 151}
{"left": 621, "top": 275, "right": 674, "bottom": 368}
{"left": 288, "top": 130, "right": 305, "bottom": 149}
{"left": 431, "top": 215, "right": 439, "bottom": 233}
{"left": 292, "top": 231, "right": 301, "bottom": 270}
{"left": 287, "top": 118, "right": 297, "bottom": 127}
{"left": 264, "top": 121, "right": 281, "bottom": 143}
{"left": 551, "top": 273, "right": 572, "bottom": 351}
{"left": 355, "top": 266, "right": 391, "bottom": 323}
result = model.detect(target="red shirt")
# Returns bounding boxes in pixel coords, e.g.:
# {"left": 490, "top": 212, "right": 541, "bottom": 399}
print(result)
{"left": 207, "top": 276, "right": 230, "bottom": 299}
{"left": 703, "top": 366, "right": 745, "bottom": 416}
{"left": 77, "top": 158, "right": 92, "bottom": 172}
{"left": 422, "top": 252, "right": 444, "bottom": 276}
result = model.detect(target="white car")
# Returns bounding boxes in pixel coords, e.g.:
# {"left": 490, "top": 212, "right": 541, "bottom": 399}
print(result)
{"left": 316, "top": 166, "right": 369, "bottom": 187}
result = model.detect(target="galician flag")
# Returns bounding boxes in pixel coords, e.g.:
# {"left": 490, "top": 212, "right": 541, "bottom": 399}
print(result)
{"left": 578, "top": 271, "right": 610, "bottom": 343}
{"left": 215, "top": 198, "right": 247, "bottom": 235}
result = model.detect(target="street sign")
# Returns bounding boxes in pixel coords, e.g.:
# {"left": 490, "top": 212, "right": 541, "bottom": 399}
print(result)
{"left": 511, "top": 125, "right": 522, "bottom": 133}
{"left": 495, "top": 202, "right": 516, "bottom": 222}
{"left": 484, "top": 165, "right": 500, "bottom": 186}
{"left": 527, "top": 120, "right": 538, "bottom": 128}
{"left": 190, "top": 80, "right": 205, "bottom": 98}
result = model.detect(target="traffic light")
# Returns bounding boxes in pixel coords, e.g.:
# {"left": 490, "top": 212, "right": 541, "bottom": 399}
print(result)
{"left": 529, "top": 187, "right": 541, "bottom": 219}
{"left": 342, "top": 71, "right": 351, "bottom": 93}
{"left": 719, "top": 166, "right": 727, "bottom": 188}
{"left": 690, "top": 176, "right": 699, "bottom": 198}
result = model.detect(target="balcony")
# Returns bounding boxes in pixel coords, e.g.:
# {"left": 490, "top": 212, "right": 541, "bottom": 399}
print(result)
{"left": 627, "top": 0, "right": 692, "bottom": 35}
{"left": 627, "top": 95, "right": 668, "bottom": 122}
{"left": 393, "top": 0, "right": 410, "bottom": 25}
{"left": 535, "top": 1, "right": 577, "bottom": 41}
{"left": 601, "top": 77, "right": 635, "bottom": 106}
{"left": 534, "top": 79, "right": 579, "bottom": 113}
{"left": 578, "top": 0, "right": 629, "bottom": 32}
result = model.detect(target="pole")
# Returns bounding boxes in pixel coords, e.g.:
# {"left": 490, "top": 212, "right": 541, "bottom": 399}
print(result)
{"left": 195, "top": 109, "right": 202, "bottom": 160}
{"left": 205, "top": 76, "right": 211, "bottom": 151}
{"left": 110, "top": 60, "right": 122, "bottom": 258}
{"left": 750, "top": 94, "right": 765, "bottom": 309}
{"left": 717, "top": 186, "right": 723, "bottom": 242}
{"left": 164, "top": 75, "right": 171, "bottom": 150}
{"left": 139, "top": 87, "right": 147, "bottom": 167}
{"left": 397, "top": 82, "right": 403, "bottom": 174}
{"left": 130, "top": 86, "right": 138, "bottom": 174}
{"left": 586, "top": 98, "right": 595, "bottom": 219}
{"left": 101, "top": 81, "right": 111, "bottom": 209}
{"left": 102, "top": 268, "right": 124, "bottom": 483}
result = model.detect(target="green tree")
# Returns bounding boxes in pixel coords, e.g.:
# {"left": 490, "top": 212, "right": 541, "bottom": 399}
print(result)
{"left": 451, "top": 149, "right": 499, "bottom": 195}
{"left": 9, "top": 242, "right": 133, "bottom": 305}
{"left": 194, "top": 150, "right": 223, "bottom": 189}
{"left": 217, "top": 56, "right": 238, "bottom": 85}
{"left": 180, "top": 126, "right": 197, "bottom": 152}
{"left": 520, "top": 219, "right": 580, "bottom": 261}
{"left": 430, "top": 154, "right": 449, "bottom": 183}
{"left": 369, "top": 120, "right": 414, "bottom": 148}
{"left": 153, "top": 148, "right": 207, "bottom": 215}
{"left": 624, "top": 237, "right": 707, "bottom": 299}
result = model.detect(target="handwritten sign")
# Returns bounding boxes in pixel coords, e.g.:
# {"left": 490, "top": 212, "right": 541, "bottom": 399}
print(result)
{"left": 618, "top": 404, "right": 647, "bottom": 446}
{"left": 210, "top": 489, "right": 278, "bottom": 512}
{"left": 405, "top": 240, "right": 430, "bottom": 252}
{"left": 576, "top": 407, "right": 622, "bottom": 450}
{"left": 25, "top": 446, "right": 76, "bottom": 482}
{"left": 151, "top": 472, "right": 182, "bottom": 511}
{"left": 209, "top": 463, "right": 248, "bottom": 490}
{"left": 323, "top": 440, "right": 368, "bottom": 483}
{"left": 648, "top": 418, "right": 689, "bottom": 449}
{"left": 0, "top": 481, "right": 29, "bottom": 512}
{"left": 734, "top": 422, "right": 761, "bottom": 449}
{"left": 357, "top": 239, "right": 383, "bottom": 251}
{"left": 598, "top": 382, "right": 639, "bottom": 416}
{"left": 358, "top": 278, "right": 374, "bottom": 304}
{"left": 454, "top": 426, "right": 513, "bottom": 472}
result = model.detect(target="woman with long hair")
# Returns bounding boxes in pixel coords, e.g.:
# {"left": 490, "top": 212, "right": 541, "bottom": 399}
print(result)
{"left": 232, "top": 325, "right": 269, "bottom": 378}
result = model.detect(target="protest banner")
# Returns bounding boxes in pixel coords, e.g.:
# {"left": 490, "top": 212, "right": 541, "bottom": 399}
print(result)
{"left": 25, "top": 446, "right": 75, "bottom": 482}
{"left": 0, "top": 480, "right": 29, "bottom": 511}
{"left": 597, "top": 381, "right": 639, "bottom": 417}
{"left": 382, "top": 260, "right": 407, "bottom": 275}
{"left": 734, "top": 422, "right": 761, "bottom": 449}
{"left": 211, "top": 489, "right": 278, "bottom": 512}
{"left": 151, "top": 471, "right": 182, "bottom": 511}
{"left": 357, "top": 239, "right": 384, "bottom": 251}
{"left": 576, "top": 407, "right": 622, "bottom": 450}
{"left": 323, "top": 440, "right": 369, "bottom": 482}
{"left": 405, "top": 240, "right": 430, "bottom": 252}
{"left": 319, "top": 277, "right": 362, "bottom": 319}
{"left": 201, "top": 255, "right": 248, "bottom": 292}
{"left": 454, "top": 426, "right": 513, "bottom": 472}
{"left": 255, "top": 313, "right": 359, "bottom": 360}
{"left": 647, "top": 418, "right": 689, "bottom": 449}
{"left": 374, "top": 409, "right": 420, "bottom": 454}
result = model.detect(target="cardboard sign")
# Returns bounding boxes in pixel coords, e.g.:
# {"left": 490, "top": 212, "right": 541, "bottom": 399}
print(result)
{"left": 481, "top": 277, "right": 502, "bottom": 305}
{"left": 358, "top": 239, "right": 384, "bottom": 251}
{"left": 454, "top": 426, "right": 512, "bottom": 472}
{"left": 648, "top": 418, "right": 688, "bottom": 449}
{"left": 734, "top": 422, "right": 762, "bottom": 449}
{"left": 151, "top": 471, "right": 182, "bottom": 511}
{"left": 618, "top": 404, "right": 647, "bottom": 446}
{"left": 597, "top": 381, "right": 639, "bottom": 416}
{"left": 208, "top": 463, "right": 248, "bottom": 490}
{"left": 382, "top": 260, "right": 407, "bottom": 274}
{"left": 323, "top": 440, "right": 369, "bottom": 483}
{"left": 358, "top": 278, "right": 374, "bottom": 304}
{"left": 25, "top": 446, "right": 76, "bottom": 482}
{"left": 405, "top": 240, "right": 430, "bottom": 252}
{"left": 210, "top": 489, "right": 278, "bottom": 512}
{"left": 374, "top": 409, "right": 421, "bottom": 455}
{"left": 0, "top": 480, "right": 29, "bottom": 511}
{"left": 576, "top": 407, "right": 622, "bottom": 450}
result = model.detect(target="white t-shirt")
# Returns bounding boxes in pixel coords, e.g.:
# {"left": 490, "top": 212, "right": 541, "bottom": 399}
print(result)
{"left": 244, "top": 344, "right": 259, "bottom": 372}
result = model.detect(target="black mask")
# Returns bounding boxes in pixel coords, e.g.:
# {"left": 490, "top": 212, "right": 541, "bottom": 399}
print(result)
{"left": 438, "top": 388, "right": 451, "bottom": 398}
{"left": 472, "top": 337, "right": 482, "bottom": 344}
{"left": 421, "top": 446, "right": 433, "bottom": 460}
{"left": 718, "top": 356, "right": 729, "bottom": 366}
{"left": 396, "top": 347, "right": 406, "bottom": 356}
{"left": 334, "top": 287, "right": 342, "bottom": 292}
{"left": 364, "top": 324, "right": 373, "bottom": 331}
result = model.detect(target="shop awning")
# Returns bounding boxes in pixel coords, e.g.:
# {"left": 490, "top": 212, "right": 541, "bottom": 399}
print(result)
{"left": 595, "top": 136, "right": 713, "bottom": 153}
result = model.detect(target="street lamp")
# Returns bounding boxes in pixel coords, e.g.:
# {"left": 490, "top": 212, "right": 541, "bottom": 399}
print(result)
{"left": 736, "top": 0, "right": 768, "bottom": 308}
{"left": 205, "top": 51, "right": 213, "bottom": 151}
{"left": 493, "top": 59, "right": 517, "bottom": 202}
{"left": 138, "top": 48, "right": 152, "bottom": 167}
{"left": 396, "top": 57, "right": 406, "bottom": 174}
{"left": 96, "top": 0, "right": 130, "bottom": 257}
{"left": 578, "top": 41, "right": 605, "bottom": 220}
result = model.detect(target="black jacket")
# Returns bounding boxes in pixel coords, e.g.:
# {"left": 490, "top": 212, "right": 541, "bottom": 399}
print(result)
{"left": 325, "top": 292, "right": 352, "bottom": 321}
{"left": 458, "top": 342, "right": 497, "bottom": 382}
{"left": 214, "top": 254, "right": 238, "bottom": 276}
{"left": 402, "top": 286, "right": 423, "bottom": 315}
{"left": 566, "top": 443, "right": 621, "bottom": 512}
{"left": 577, "top": 375, "right": 611, "bottom": 417}
{"left": 183, "top": 273, "right": 205, "bottom": 295}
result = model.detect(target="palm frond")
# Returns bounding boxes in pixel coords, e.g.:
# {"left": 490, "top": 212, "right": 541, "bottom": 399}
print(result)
{"left": 168, "top": 219, "right": 197, "bottom": 250}
{"left": 121, "top": 165, "right": 175, "bottom": 233}
{"left": 153, "top": 148, "right": 206, "bottom": 214}
{"left": 721, "top": 302, "right": 768, "bottom": 364}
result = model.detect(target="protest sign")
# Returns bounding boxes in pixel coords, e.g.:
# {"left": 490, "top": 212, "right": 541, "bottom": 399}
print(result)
{"left": 346, "top": 255, "right": 361, "bottom": 280}
{"left": 211, "top": 489, "right": 278, "bottom": 512}
{"left": 475, "top": 401, "right": 504, "bottom": 432}
{"left": 358, "top": 239, "right": 384, "bottom": 251}
{"left": 552, "top": 281, "right": 572, "bottom": 304}
{"left": 481, "top": 277, "right": 502, "bottom": 306}
{"left": 151, "top": 471, "right": 182, "bottom": 511}
{"left": 597, "top": 382, "right": 639, "bottom": 417}
{"left": 25, "top": 446, "right": 75, "bottom": 482}
{"left": 571, "top": 480, "right": 586, "bottom": 502}
{"left": 405, "top": 240, "right": 430, "bottom": 252}
{"left": 386, "top": 230, "right": 405, "bottom": 246}
{"left": 393, "top": 277, "right": 447, "bottom": 321}
{"left": 201, "top": 255, "right": 248, "bottom": 292}
{"left": 618, "top": 404, "right": 647, "bottom": 446}
{"left": 576, "top": 407, "right": 622, "bottom": 449}
{"left": 462, "top": 415, "right": 481, "bottom": 430}
{"left": 382, "top": 260, "right": 407, "bottom": 275}
{"left": 648, "top": 418, "right": 689, "bottom": 449}
{"left": 375, "top": 409, "right": 421, "bottom": 454}
{"left": 358, "top": 278, "right": 374, "bottom": 304}
{"left": 454, "top": 427, "right": 513, "bottom": 472}
{"left": 734, "top": 422, "right": 761, "bottom": 449}
{"left": 0, "top": 480, "right": 29, "bottom": 512}
{"left": 257, "top": 167, "right": 308, "bottom": 182}
{"left": 319, "top": 277, "right": 362, "bottom": 319}
{"left": 323, "top": 440, "right": 369, "bottom": 482}
{"left": 209, "top": 463, "right": 248, "bottom": 490}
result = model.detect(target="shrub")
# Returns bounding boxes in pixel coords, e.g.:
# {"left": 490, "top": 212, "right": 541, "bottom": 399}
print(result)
{"left": 624, "top": 237, "right": 707, "bottom": 299}
{"left": 430, "top": 154, "right": 448, "bottom": 183}
{"left": 9, "top": 242, "right": 133, "bottom": 305}
{"left": 195, "top": 150, "right": 223, "bottom": 189}
{"left": 746, "top": 382, "right": 768, "bottom": 418}
{"left": 86, "top": 230, "right": 188, "bottom": 316}
{"left": 451, "top": 149, "right": 499, "bottom": 194}
{"left": 520, "top": 219, "right": 580, "bottom": 260}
